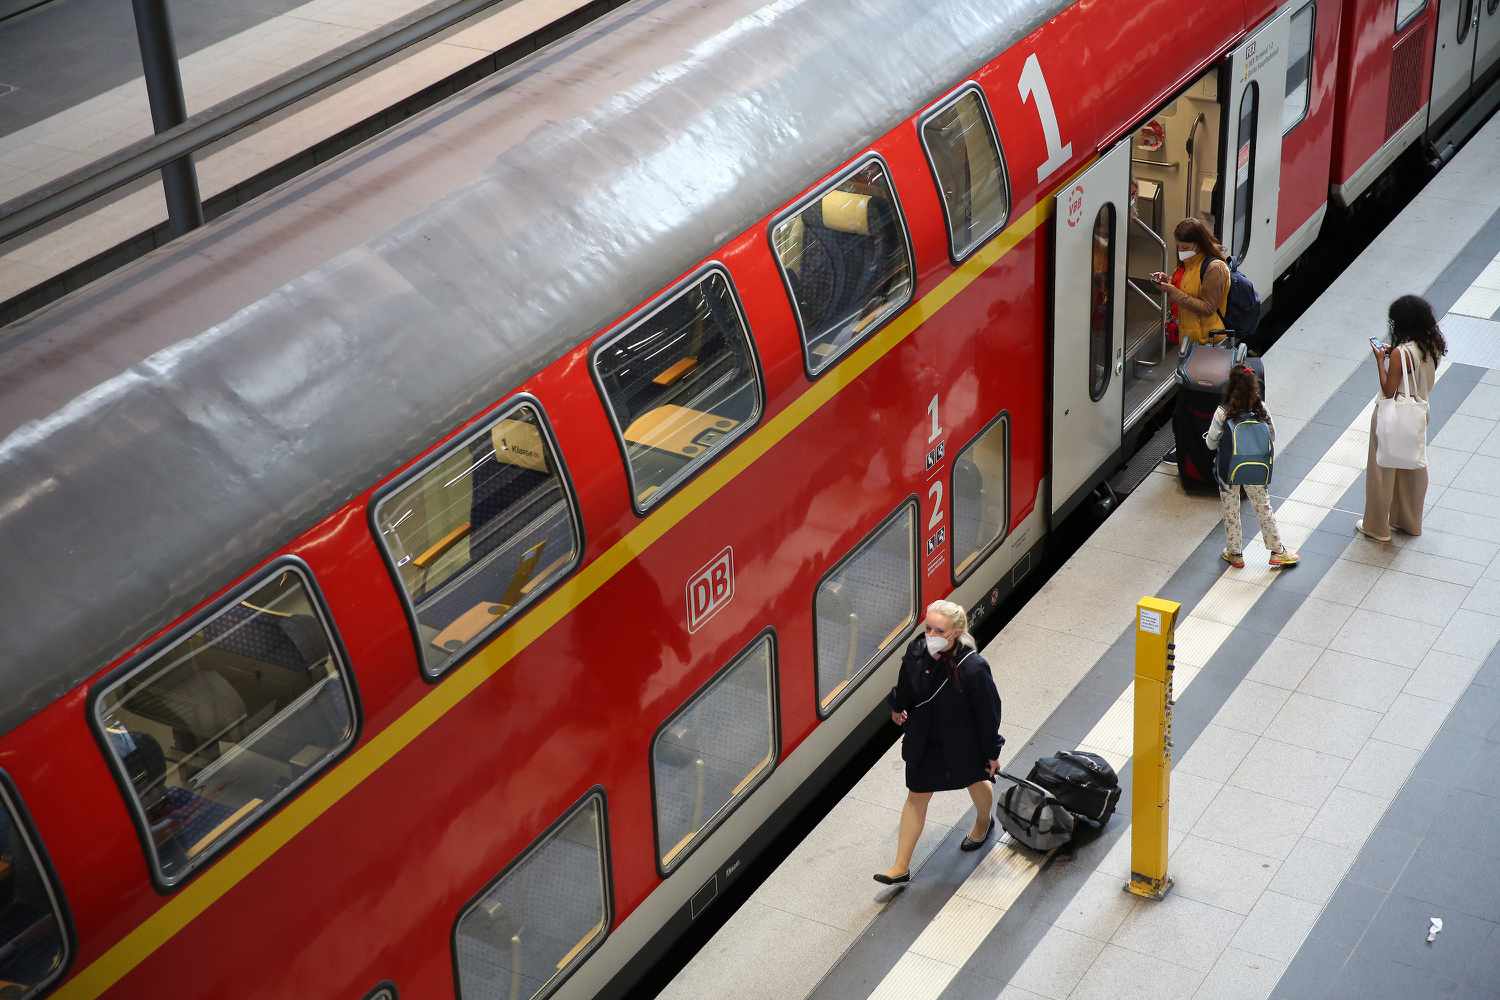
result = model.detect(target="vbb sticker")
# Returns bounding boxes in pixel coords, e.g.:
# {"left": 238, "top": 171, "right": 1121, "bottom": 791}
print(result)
{"left": 1066, "top": 184, "right": 1085, "bottom": 228}
{"left": 687, "top": 546, "right": 735, "bottom": 633}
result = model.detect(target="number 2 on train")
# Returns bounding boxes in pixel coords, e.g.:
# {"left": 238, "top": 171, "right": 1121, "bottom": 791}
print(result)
{"left": 1018, "top": 53, "right": 1072, "bottom": 183}
{"left": 927, "top": 480, "right": 944, "bottom": 531}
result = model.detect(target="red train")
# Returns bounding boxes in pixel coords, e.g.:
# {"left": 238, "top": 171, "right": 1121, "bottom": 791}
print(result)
{"left": 0, "top": 0, "right": 1494, "bottom": 998}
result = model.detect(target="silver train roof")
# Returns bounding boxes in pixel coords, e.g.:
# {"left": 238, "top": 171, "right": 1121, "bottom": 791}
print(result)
{"left": 0, "top": 0, "right": 1066, "bottom": 735}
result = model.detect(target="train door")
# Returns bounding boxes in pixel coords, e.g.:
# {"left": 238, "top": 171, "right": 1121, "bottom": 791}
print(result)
{"left": 1479, "top": 0, "right": 1500, "bottom": 82}
{"left": 1430, "top": 0, "right": 1481, "bottom": 132}
{"left": 1050, "top": 139, "right": 1128, "bottom": 518}
{"left": 1122, "top": 67, "right": 1222, "bottom": 431}
{"left": 1220, "top": 9, "right": 1292, "bottom": 295}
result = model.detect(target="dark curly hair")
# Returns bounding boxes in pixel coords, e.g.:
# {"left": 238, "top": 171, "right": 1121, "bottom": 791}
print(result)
{"left": 1222, "top": 365, "right": 1267, "bottom": 421}
{"left": 1388, "top": 295, "right": 1447, "bottom": 364}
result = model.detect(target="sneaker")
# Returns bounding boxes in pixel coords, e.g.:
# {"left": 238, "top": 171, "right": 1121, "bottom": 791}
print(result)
{"left": 1354, "top": 519, "right": 1391, "bottom": 543}
{"left": 1269, "top": 550, "right": 1300, "bottom": 568}
{"left": 1221, "top": 549, "right": 1245, "bottom": 569}
{"left": 1163, "top": 448, "right": 1178, "bottom": 465}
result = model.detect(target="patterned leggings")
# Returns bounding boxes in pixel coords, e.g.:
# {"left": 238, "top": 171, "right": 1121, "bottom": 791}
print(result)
{"left": 1218, "top": 484, "right": 1284, "bottom": 555}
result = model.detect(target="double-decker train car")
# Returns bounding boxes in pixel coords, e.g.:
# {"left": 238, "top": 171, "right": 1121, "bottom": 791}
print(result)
{"left": 0, "top": 0, "right": 1494, "bottom": 998}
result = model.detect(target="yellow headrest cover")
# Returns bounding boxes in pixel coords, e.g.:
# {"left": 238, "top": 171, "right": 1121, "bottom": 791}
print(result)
{"left": 820, "top": 191, "right": 871, "bottom": 235}
{"left": 491, "top": 419, "right": 548, "bottom": 472}
{"left": 772, "top": 213, "right": 806, "bottom": 272}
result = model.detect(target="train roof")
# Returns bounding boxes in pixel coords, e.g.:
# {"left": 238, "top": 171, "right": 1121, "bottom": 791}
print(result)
{"left": 0, "top": 0, "right": 1067, "bottom": 735}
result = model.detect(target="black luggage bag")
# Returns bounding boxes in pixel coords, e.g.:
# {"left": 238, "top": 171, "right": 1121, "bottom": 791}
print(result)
{"left": 1173, "top": 344, "right": 1266, "bottom": 494}
{"left": 1025, "top": 751, "right": 1121, "bottom": 828}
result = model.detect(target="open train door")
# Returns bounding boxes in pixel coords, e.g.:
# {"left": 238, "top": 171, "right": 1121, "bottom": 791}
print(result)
{"left": 1220, "top": 9, "right": 1291, "bottom": 295}
{"left": 1050, "top": 139, "right": 1128, "bottom": 519}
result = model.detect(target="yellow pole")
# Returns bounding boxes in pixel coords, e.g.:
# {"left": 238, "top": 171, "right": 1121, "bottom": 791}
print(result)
{"left": 1126, "top": 595, "right": 1180, "bottom": 901}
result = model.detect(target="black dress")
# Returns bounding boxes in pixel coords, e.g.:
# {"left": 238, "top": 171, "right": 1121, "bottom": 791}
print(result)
{"left": 886, "top": 637, "right": 1003, "bottom": 793}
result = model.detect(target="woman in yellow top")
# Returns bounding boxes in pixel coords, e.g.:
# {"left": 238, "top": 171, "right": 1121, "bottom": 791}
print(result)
{"left": 1153, "top": 218, "right": 1231, "bottom": 345}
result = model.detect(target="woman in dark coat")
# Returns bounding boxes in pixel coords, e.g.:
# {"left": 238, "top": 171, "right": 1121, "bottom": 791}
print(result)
{"left": 875, "top": 600, "right": 1003, "bottom": 885}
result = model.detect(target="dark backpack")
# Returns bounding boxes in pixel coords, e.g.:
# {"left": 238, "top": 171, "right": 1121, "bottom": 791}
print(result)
{"left": 1215, "top": 411, "right": 1275, "bottom": 485}
{"left": 1201, "top": 256, "right": 1262, "bottom": 338}
{"left": 1025, "top": 751, "right": 1121, "bottom": 828}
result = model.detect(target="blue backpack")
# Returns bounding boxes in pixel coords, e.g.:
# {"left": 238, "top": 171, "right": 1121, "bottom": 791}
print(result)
{"left": 1216, "top": 412, "right": 1274, "bottom": 485}
{"left": 1201, "top": 256, "right": 1262, "bottom": 339}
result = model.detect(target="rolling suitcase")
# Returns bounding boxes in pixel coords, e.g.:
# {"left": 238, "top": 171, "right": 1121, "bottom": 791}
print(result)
{"left": 995, "top": 773, "right": 1075, "bottom": 852}
{"left": 1025, "top": 751, "right": 1121, "bottom": 828}
{"left": 1173, "top": 342, "right": 1266, "bottom": 494}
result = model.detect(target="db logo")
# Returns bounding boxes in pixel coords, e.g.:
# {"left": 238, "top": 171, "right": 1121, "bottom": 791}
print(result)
{"left": 1066, "top": 184, "right": 1085, "bottom": 228}
{"left": 687, "top": 546, "right": 734, "bottom": 633}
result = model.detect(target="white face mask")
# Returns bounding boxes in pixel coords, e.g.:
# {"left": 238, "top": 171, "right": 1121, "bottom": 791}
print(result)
{"left": 925, "top": 634, "right": 951, "bottom": 657}
{"left": 1178, "top": 249, "right": 1195, "bottom": 263}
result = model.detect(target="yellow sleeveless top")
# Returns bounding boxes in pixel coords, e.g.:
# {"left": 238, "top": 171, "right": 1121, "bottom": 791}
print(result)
{"left": 1178, "top": 255, "right": 1230, "bottom": 345}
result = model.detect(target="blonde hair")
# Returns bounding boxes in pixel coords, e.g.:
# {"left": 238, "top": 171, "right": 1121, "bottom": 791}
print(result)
{"left": 927, "top": 599, "right": 977, "bottom": 649}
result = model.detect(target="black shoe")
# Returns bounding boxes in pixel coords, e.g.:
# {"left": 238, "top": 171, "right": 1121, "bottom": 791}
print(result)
{"left": 960, "top": 819, "right": 994, "bottom": 852}
{"left": 1163, "top": 448, "right": 1179, "bottom": 465}
{"left": 873, "top": 871, "right": 911, "bottom": 886}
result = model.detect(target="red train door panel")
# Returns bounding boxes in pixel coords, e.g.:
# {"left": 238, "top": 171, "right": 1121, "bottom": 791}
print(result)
{"left": 1050, "top": 139, "right": 1128, "bottom": 518}
{"left": 1222, "top": 8, "right": 1292, "bottom": 294}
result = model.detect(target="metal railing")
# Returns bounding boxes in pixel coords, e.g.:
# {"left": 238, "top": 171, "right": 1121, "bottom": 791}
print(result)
{"left": 0, "top": 0, "right": 522, "bottom": 244}
{"left": 0, "top": 0, "right": 632, "bottom": 325}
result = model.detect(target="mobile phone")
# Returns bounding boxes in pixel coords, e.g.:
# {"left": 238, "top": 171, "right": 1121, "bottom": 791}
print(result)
{"left": 1369, "top": 337, "right": 1384, "bottom": 351}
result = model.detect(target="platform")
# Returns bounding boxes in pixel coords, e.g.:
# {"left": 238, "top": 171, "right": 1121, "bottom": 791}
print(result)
{"left": 0, "top": 0, "right": 593, "bottom": 304}
{"left": 659, "top": 111, "right": 1500, "bottom": 1000}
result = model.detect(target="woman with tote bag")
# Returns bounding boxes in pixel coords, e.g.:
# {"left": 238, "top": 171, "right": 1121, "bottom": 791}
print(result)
{"left": 1358, "top": 295, "right": 1447, "bottom": 542}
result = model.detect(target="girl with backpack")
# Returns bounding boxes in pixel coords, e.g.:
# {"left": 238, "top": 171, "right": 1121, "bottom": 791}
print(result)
{"left": 1205, "top": 366, "right": 1300, "bottom": 569}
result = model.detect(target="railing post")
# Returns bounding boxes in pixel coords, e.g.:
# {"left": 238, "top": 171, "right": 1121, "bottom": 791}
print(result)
{"left": 131, "top": 0, "right": 203, "bottom": 235}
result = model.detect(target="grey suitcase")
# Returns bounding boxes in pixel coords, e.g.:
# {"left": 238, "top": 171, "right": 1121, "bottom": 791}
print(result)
{"left": 995, "top": 772, "right": 1075, "bottom": 852}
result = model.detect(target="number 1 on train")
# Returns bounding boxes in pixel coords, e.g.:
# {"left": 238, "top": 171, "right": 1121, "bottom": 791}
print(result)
{"left": 1018, "top": 53, "right": 1072, "bottom": 183}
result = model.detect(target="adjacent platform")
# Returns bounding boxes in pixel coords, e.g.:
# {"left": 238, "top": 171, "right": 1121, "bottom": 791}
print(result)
{"left": 660, "top": 112, "right": 1500, "bottom": 1000}
{"left": 0, "top": 0, "right": 597, "bottom": 304}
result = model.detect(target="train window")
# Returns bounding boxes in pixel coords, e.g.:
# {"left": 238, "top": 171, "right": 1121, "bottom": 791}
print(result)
{"left": 373, "top": 400, "right": 581, "bottom": 678}
{"left": 952, "top": 416, "right": 1010, "bottom": 583}
{"left": 652, "top": 634, "right": 776, "bottom": 870}
{"left": 93, "top": 563, "right": 357, "bottom": 888}
{"left": 1231, "top": 84, "right": 1259, "bottom": 263}
{"left": 1088, "top": 204, "right": 1116, "bottom": 402}
{"left": 454, "top": 793, "right": 609, "bottom": 1000}
{"left": 1283, "top": 3, "right": 1315, "bottom": 133}
{"left": 1458, "top": 0, "right": 1475, "bottom": 42}
{"left": 771, "top": 158, "right": 915, "bottom": 376}
{"left": 0, "top": 777, "right": 69, "bottom": 997}
{"left": 1395, "top": 0, "right": 1426, "bottom": 29}
{"left": 814, "top": 504, "right": 918, "bottom": 715}
{"left": 920, "top": 85, "right": 1011, "bottom": 262}
{"left": 592, "top": 267, "right": 761, "bottom": 513}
